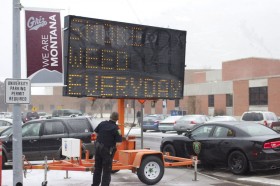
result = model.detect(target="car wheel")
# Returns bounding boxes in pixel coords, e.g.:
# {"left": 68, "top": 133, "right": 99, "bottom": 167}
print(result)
{"left": 161, "top": 131, "right": 166, "bottom": 133}
{"left": 228, "top": 151, "right": 248, "bottom": 175}
{"left": 137, "top": 156, "right": 164, "bottom": 185}
{"left": 143, "top": 129, "right": 147, "bottom": 132}
{"left": 162, "top": 144, "right": 176, "bottom": 157}
{"left": 177, "top": 131, "right": 182, "bottom": 135}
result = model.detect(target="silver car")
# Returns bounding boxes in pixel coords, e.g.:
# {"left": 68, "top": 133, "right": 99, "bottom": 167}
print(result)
{"left": 174, "top": 115, "right": 209, "bottom": 134}
{"left": 158, "top": 116, "right": 183, "bottom": 133}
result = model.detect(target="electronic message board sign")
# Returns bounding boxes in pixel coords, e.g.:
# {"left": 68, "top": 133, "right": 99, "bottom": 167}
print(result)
{"left": 63, "top": 15, "right": 186, "bottom": 99}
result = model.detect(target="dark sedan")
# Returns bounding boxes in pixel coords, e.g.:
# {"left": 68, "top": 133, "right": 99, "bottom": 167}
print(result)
{"left": 142, "top": 114, "right": 167, "bottom": 132}
{"left": 160, "top": 121, "right": 280, "bottom": 175}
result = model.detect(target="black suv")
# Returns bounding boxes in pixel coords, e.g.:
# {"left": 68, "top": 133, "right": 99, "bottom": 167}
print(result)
{"left": 0, "top": 116, "right": 95, "bottom": 167}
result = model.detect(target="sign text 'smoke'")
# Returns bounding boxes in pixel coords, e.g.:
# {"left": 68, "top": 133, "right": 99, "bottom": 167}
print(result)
{"left": 63, "top": 15, "right": 187, "bottom": 99}
{"left": 5, "top": 79, "right": 31, "bottom": 104}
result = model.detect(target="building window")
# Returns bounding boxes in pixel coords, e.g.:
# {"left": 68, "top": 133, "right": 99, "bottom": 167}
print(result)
{"left": 249, "top": 87, "right": 268, "bottom": 105}
{"left": 208, "top": 95, "right": 214, "bottom": 107}
{"left": 226, "top": 94, "right": 233, "bottom": 107}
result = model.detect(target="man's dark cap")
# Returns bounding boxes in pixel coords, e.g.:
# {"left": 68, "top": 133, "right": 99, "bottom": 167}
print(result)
{"left": 110, "top": 112, "right": 119, "bottom": 121}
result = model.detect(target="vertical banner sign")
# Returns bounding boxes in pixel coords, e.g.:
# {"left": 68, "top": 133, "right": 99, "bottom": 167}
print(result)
{"left": 25, "top": 10, "right": 63, "bottom": 86}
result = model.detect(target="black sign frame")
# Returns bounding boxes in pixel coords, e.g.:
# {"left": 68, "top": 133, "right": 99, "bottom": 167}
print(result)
{"left": 63, "top": 15, "right": 187, "bottom": 99}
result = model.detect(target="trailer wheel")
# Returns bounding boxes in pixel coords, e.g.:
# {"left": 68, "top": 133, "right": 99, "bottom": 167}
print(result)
{"left": 137, "top": 156, "right": 164, "bottom": 185}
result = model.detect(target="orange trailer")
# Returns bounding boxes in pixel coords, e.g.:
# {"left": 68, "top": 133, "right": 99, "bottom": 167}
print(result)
{"left": 23, "top": 99, "right": 196, "bottom": 185}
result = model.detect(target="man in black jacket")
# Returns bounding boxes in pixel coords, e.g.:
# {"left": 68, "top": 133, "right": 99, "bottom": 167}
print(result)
{"left": 92, "top": 112, "right": 122, "bottom": 186}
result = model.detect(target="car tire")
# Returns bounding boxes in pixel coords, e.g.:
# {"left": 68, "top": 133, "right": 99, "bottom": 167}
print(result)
{"left": 161, "top": 131, "right": 166, "bottom": 133}
{"left": 228, "top": 150, "right": 248, "bottom": 175}
{"left": 143, "top": 129, "right": 147, "bottom": 132}
{"left": 162, "top": 144, "right": 176, "bottom": 157}
{"left": 137, "top": 156, "right": 164, "bottom": 185}
{"left": 177, "top": 131, "right": 182, "bottom": 135}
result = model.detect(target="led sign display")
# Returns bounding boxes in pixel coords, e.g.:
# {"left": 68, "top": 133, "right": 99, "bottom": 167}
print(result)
{"left": 63, "top": 15, "right": 186, "bottom": 99}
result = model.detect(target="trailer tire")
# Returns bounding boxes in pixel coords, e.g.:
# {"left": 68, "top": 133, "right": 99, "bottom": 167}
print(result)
{"left": 137, "top": 156, "right": 164, "bottom": 185}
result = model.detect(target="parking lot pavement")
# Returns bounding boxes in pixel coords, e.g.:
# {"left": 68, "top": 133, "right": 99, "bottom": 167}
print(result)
{"left": 2, "top": 167, "right": 238, "bottom": 186}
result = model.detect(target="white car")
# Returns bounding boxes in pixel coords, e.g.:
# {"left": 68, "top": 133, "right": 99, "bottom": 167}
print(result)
{"left": 206, "top": 116, "right": 237, "bottom": 123}
{"left": 0, "top": 118, "right": 13, "bottom": 132}
{"left": 240, "top": 111, "right": 278, "bottom": 128}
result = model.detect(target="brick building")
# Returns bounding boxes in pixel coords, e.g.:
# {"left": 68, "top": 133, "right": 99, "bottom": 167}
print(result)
{"left": 11, "top": 57, "right": 280, "bottom": 118}
{"left": 182, "top": 57, "right": 280, "bottom": 118}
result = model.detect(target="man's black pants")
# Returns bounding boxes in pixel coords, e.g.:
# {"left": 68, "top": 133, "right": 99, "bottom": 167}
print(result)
{"left": 92, "top": 144, "right": 113, "bottom": 186}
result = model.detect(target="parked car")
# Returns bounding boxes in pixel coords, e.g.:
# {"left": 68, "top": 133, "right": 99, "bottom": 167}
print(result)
{"left": 142, "top": 114, "right": 168, "bottom": 132}
{"left": 206, "top": 115, "right": 237, "bottom": 123}
{"left": 52, "top": 109, "right": 83, "bottom": 117}
{"left": 158, "top": 115, "right": 183, "bottom": 133}
{"left": 240, "top": 111, "right": 278, "bottom": 128}
{"left": 0, "top": 112, "right": 13, "bottom": 119}
{"left": 38, "top": 112, "right": 51, "bottom": 119}
{"left": 174, "top": 115, "right": 209, "bottom": 134}
{"left": 22, "top": 111, "right": 40, "bottom": 123}
{"left": 0, "top": 126, "right": 12, "bottom": 137}
{"left": 0, "top": 118, "right": 13, "bottom": 132}
{"left": 0, "top": 116, "right": 95, "bottom": 168}
{"left": 161, "top": 121, "right": 280, "bottom": 175}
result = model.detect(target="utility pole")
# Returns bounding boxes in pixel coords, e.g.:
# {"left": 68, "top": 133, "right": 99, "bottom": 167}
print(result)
{"left": 13, "top": 0, "right": 23, "bottom": 185}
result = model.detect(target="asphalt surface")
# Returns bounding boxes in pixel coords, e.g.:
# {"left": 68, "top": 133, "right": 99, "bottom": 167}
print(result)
{"left": 3, "top": 125, "right": 280, "bottom": 186}
{"left": 2, "top": 167, "right": 242, "bottom": 186}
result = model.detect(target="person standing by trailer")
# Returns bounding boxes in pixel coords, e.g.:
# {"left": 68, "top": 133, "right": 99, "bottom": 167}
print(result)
{"left": 92, "top": 112, "right": 122, "bottom": 186}
{"left": 136, "top": 111, "right": 141, "bottom": 126}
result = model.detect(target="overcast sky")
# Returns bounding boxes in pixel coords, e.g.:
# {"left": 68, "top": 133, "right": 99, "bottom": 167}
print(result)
{"left": 1, "top": 0, "right": 280, "bottom": 81}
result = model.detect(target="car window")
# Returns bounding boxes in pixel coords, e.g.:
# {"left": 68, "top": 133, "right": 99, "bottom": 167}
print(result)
{"left": 213, "top": 126, "right": 235, "bottom": 138}
{"left": 0, "top": 127, "right": 12, "bottom": 136}
{"left": 67, "top": 119, "right": 92, "bottom": 133}
{"left": 22, "top": 123, "right": 41, "bottom": 137}
{"left": 143, "top": 116, "right": 157, "bottom": 121}
{"left": 192, "top": 125, "right": 214, "bottom": 138}
{"left": 242, "top": 113, "right": 263, "bottom": 121}
{"left": 266, "top": 113, "right": 278, "bottom": 121}
{"left": 238, "top": 124, "right": 278, "bottom": 136}
{"left": 0, "top": 120, "right": 9, "bottom": 127}
{"left": 43, "top": 121, "right": 67, "bottom": 135}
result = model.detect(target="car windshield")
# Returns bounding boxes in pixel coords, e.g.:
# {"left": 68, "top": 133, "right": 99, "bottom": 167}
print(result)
{"left": 0, "top": 127, "right": 12, "bottom": 137}
{"left": 238, "top": 124, "right": 278, "bottom": 136}
{"left": 242, "top": 113, "right": 263, "bottom": 121}
{"left": 143, "top": 116, "right": 157, "bottom": 121}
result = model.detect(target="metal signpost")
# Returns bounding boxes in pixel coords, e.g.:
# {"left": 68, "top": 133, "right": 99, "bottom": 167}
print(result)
{"left": 11, "top": 0, "right": 24, "bottom": 185}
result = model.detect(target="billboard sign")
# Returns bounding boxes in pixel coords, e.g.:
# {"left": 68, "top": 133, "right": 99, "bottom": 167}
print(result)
{"left": 63, "top": 15, "right": 187, "bottom": 99}
{"left": 25, "top": 10, "right": 63, "bottom": 86}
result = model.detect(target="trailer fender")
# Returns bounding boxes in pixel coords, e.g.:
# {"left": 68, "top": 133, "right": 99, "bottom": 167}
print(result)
{"left": 132, "top": 151, "right": 164, "bottom": 168}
